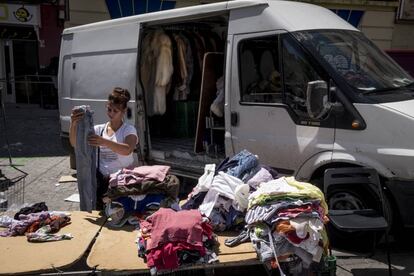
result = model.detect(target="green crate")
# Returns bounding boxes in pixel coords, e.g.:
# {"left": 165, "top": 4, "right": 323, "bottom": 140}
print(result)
{"left": 172, "top": 101, "right": 198, "bottom": 138}
{"left": 313, "top": 255, "right": 337, "bottom": 276}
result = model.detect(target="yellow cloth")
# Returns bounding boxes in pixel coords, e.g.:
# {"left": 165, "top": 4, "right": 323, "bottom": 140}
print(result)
{"left": 249, "top": 176, "right": 328, "bottom": 214}
{"left": 284, "top": 177, "right": 328, "bottom": 212}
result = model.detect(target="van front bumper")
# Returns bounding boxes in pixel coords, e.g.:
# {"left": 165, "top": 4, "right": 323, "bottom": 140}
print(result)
{"left": 387, "top": 179, "right": 414, "bottom": 227}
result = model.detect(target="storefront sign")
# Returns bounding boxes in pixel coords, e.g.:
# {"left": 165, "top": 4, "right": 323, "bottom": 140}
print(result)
{"left": 0, "top": 4, "right": 39, "bottom": 26}
{"left": 398, "top": 0, "right": 414, "bottom": 21}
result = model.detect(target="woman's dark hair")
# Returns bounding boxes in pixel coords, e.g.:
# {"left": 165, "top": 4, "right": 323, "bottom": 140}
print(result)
{"left": 108, "top": 87, "right": 131, "bottom": 109}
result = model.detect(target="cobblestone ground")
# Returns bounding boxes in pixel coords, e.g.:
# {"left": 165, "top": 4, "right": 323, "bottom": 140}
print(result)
{"left": 1, "top": 103, "right": 413, "bottom": 275}
{"left": 0, "top": 103, "right": 79, "bottom": 211}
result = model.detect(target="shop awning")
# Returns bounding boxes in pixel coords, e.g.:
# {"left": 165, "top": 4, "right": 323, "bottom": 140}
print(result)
{"left": 331, "top": 9, "right": 364, "bottom": 28}
{"left": 105, "top": 0, "right": 176, "bottom": 19}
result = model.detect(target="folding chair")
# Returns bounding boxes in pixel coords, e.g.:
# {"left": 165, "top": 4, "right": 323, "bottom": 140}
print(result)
{"left": 324, "top": 167, "right": 392, "bottom": 276}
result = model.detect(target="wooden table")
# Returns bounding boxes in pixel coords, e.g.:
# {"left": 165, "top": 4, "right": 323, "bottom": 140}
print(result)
{"left": 0, "top": 211, "right": 105, "bottom": 275}
{"left": 0, "top": 211, "right": 261, "bottom": 274}
{"left": 87, "top": 223, "right": 260, "bottom": 273}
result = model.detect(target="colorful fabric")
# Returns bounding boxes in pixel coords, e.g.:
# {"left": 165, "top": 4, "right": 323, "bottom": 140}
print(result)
{"left": 105, "top": 174, "right": 180, "bottom": 199}
{"left": 26, "top": 225, "right": 72, "bottom": 242}
{"left": 142, "top": 208, "right": 206, "bottom": 251}
{"left": 109, "top": 165, "right": 170, "bottom": 187}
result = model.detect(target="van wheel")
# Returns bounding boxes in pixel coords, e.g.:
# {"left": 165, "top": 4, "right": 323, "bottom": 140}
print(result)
{"left": 326, "top": 186, "right": 393, "bottom": 250}
{"left": 69, "top": 151, "right": 76, "bottom": 170}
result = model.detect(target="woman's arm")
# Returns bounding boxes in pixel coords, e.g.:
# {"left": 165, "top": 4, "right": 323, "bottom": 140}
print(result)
{"left": 88, "top": 134, "right": 138, "bottom": 156}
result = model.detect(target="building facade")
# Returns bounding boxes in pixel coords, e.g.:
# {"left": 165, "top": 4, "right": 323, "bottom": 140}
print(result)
{"left": 0, "top": 0, "right": 66, "bottom": 104}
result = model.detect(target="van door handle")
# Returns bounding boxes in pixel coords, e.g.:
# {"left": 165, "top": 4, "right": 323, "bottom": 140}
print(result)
{"left": 231, "top": 112, "right": 238, "bottom": 126}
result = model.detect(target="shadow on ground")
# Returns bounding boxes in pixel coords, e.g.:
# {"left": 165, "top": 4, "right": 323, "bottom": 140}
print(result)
{"left": 0, "top": 104, "right": 67, "bottom": 158}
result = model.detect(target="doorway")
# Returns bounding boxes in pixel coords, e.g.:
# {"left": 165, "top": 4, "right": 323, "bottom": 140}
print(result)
{"left": 0, "top": 40, "right": 16, "bottom": 103}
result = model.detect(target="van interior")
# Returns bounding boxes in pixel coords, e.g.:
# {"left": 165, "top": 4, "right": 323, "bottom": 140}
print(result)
{"left": 138, "top": 13, "right": 229, "bottom": 175}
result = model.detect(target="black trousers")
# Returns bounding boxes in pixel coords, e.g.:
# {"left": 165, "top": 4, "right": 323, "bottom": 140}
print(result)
{"left": 96, "top": 170, "right": 109, "bottom": 210}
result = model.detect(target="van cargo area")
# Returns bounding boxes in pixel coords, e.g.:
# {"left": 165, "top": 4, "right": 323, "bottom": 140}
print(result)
{"left": 138, "top": 14, "right": 229, "bottom": 176}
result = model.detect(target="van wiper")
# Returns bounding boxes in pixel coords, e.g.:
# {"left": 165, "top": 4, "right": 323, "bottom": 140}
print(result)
{"left": 361, "top": 81, "right": 414, "bottom": 95}
{"left": 403, "top": 81, "right": 414, "bottom": 90}
{"left": 361, "top": 86, "right": 401, "bottom": 95}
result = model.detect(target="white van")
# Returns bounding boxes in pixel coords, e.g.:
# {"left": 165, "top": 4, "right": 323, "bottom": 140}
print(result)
{"left": 58, "top": 0, "right": 414, "bottom": 231}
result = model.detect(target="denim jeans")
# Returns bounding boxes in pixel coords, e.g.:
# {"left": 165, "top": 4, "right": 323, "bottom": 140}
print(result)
{"left": 74, "top": 106, "right": 97, "bottom": 211}
{"left": 225, "top": 150, "right": 259, "bottom": 179}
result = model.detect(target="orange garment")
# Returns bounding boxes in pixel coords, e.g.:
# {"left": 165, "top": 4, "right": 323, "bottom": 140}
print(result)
{"left": 275, "top": 220, "right": 295, "bottom": 234}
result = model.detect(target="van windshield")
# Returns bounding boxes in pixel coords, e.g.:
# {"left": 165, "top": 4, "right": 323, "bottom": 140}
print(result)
{"left": 293, "top": 30, "right": 414, "bottom": 95}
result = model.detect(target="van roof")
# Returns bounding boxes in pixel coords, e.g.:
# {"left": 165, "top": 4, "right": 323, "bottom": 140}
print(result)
{"left": 63, "top": 0, "right": 356, "bottom": 34}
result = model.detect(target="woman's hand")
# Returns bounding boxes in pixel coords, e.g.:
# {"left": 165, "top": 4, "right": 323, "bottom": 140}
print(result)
{"left": 70, "top": 109, "right": 84, "bottom": 125}
{"left": 88, "top": 134, "right": 106, "bottom": 147}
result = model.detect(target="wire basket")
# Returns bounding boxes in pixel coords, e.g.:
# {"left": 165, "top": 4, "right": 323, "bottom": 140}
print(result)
{"left": 0, "top": 169, "right": 26, "bottom": 213}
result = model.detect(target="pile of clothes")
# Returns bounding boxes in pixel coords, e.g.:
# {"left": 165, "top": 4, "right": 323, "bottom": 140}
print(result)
{"left": 137, "top": 208, "right": 218, "bottom": 274}
{"left": 103, "top": 165, "right": 180, "bottom": 227}
{"left": 181, "top": 149, "right": 330, "bottom": 274}
{"left": 246, "top": 176, "right": 329, "bottom": 275}
{"left": 183, "top": 150, "right": 277, "bottom": 231}
{"left": 0, "top": 202, "right": 72, "bottom": 242}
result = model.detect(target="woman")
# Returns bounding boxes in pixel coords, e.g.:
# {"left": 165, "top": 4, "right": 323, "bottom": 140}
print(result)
{"left": 69, "top": 87, "right": 138, "bottom": 209}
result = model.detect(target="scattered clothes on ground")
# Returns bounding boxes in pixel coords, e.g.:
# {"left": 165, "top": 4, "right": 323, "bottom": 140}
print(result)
{"left": 26, "top": 225, "right": 73, "bottom": 242}
{"left": 14, "top": 202, "right": 48, "bottom": 220}
{"left": 0, "top": 211, "right": 72, "bottom": 242}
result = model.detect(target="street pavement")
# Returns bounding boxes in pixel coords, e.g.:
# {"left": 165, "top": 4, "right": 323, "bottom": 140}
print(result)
{"left": 0, "top": 103, "right": 413, "bottom": 275}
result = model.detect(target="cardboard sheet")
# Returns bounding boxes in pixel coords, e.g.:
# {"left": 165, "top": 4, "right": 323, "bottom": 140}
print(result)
{"left": 0, "top": 211, "right": 104, "bottom": 275}
{"left": 58, "top": 175, "right": 77, "bottom": 183}
{"left": 87, "top": 224, "right": 259, "bottom": 272}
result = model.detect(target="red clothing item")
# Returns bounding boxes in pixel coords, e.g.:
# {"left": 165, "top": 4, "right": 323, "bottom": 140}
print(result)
{"left": 276, "top": 204, "right": 314, "bottom": 218}
{"left": 145, "top": 208, "right": 204, "bottom": 251}
{"left": 146, "top": 242, "right": 206, "bottom": 270}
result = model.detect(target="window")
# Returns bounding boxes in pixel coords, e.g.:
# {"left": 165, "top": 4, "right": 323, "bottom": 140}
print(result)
{"left": 293, "top": 30, "right": 413, "bottom": 94}
{"left": 238, "top": 35, "right": 282, "bottom": 103}
{"left": 282, "top": 35, "right": 325, "bottom": 119}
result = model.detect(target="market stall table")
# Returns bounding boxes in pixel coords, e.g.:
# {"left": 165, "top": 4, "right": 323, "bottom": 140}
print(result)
{"left": 87, "top": 223, "right": 261, "bottom": 273}
{"left": 0, "top": 211, "right": 105, "bottom": 275}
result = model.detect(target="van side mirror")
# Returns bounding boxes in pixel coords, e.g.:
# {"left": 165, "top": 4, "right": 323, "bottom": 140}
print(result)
{"left": 306, "top": 80, "right": 330, "bottom": 120}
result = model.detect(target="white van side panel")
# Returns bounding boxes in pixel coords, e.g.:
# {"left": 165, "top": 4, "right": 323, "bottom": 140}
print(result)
{"left": 71, "top": 23, "right": 139, "bottom": 54}
{"left": 334, "top": 103, "right": 414, "bottom": 180}
{"left": 58, "top": 22, "right": 139, "bottom": 134}
{"left": 58, "top": 34, "right": 74, "bottom": 134}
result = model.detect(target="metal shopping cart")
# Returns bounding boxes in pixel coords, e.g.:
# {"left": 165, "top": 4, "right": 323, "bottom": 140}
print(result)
{"left": 0, "top": 168, "right": 26, "bottom": 212}
{"left": 0, "top": 83, "right": 27, "bottom": 213}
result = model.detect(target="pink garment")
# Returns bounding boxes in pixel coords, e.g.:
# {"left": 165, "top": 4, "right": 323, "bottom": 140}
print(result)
{"left": 146, "top": 242, "right": 205, "bottom": 270}
{"left": 246, "top": 167, "right": 274, "bottom": 189}
{"left": 145, "top": 208, "right": 204, "bottom": 251}
{"left": 109, "top": 165, "right": 170, "bottom": 187}
{"left": 276, "top": 204, "right": 315, "bottom": 218}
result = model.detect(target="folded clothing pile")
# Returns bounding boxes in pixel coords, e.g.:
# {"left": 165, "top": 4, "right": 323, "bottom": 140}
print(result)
{"left": 137, "top": 208, "right": 218, "bottom": 274}
{"left": 104, "top": 165, "right": 180, "bottom": 227}
{"left": 246, "top": 176, "right": 329, "bottom": 275}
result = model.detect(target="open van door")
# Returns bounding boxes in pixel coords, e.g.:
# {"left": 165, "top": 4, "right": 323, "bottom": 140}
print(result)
{"left": 229, "top": 31, "right": 335, "bottom": 176}
{"left": 59, "top": 22, "right": 140, "bottom": 138}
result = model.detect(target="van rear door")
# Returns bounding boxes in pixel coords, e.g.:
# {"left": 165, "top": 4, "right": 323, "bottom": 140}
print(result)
{"left": 229, "top": 31, "right": 335, "bottom": 176}
{"left": 59, "top": 22, "right": 140, "bottom": 133}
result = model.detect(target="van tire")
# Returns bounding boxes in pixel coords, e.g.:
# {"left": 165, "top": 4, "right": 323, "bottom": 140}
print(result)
{"left": 69, "top": 151, "right": 76, "bottom": 170}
